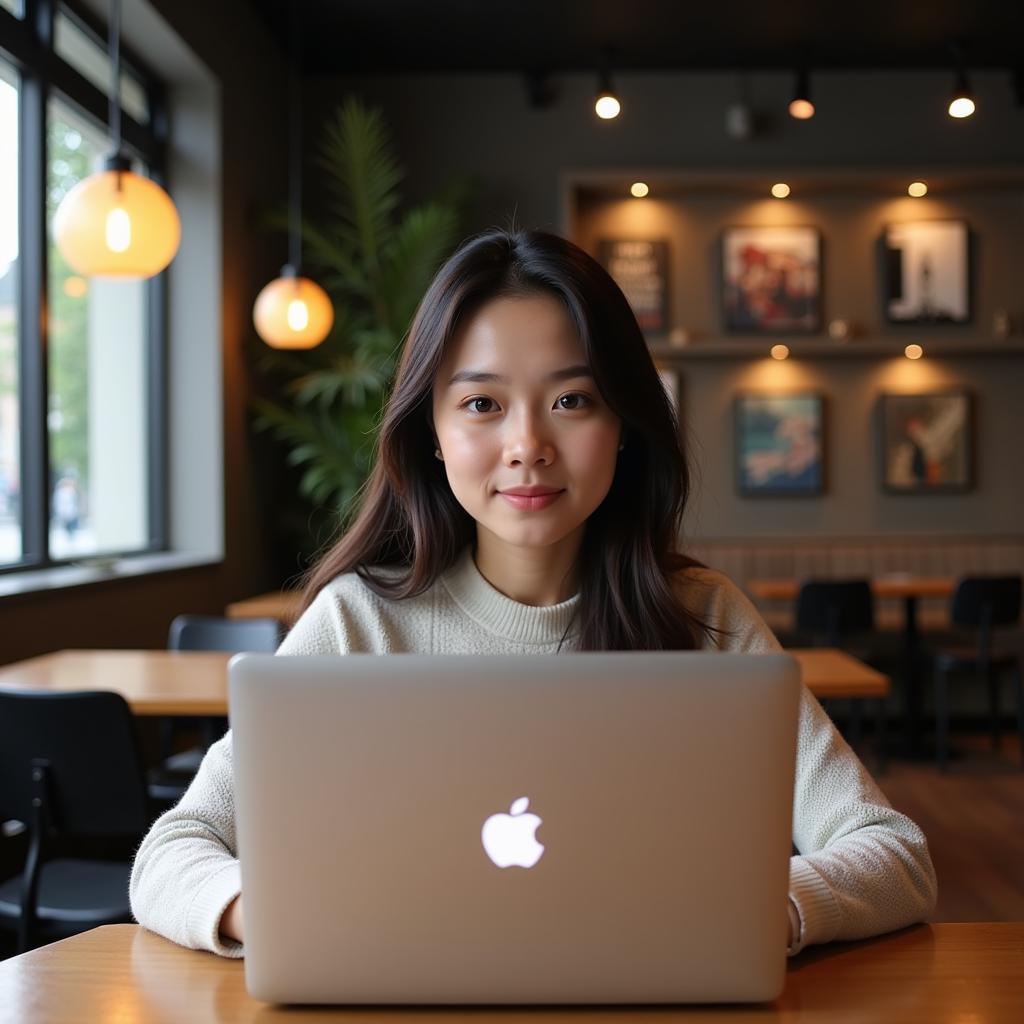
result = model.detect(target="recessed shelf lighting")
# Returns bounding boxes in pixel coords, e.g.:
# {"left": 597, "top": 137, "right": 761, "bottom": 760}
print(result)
{"left": 771, "top": 182, "right": 791, "bottom": 199}
{"left": 630, "top": 182, "right": 649, "bottom": 198}
{"left": 908, "top": 181, "right": 928, "bottom": 197}
{"left": 905, "top": 344, "right": 924, "bottom": 360}
{"left": 770, "top": 344, "right": 790, "bottom": 361}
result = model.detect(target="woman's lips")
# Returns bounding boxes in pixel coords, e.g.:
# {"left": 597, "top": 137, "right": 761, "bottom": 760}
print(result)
{"left": 498, "top": 490, "right": 564, "bottom": 511}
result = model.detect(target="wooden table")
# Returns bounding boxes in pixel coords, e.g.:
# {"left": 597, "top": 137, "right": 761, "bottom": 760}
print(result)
{"left": 0, "top": 648, "right": 888, "bottom": 716}
{"left": 1, "top": 922, "right": 1021, "bottom": 1023}
{"left": 227, "top": 590, "right": 302, "bottom": 626}
{"left": 747, "top": 575, "right": 955, "bottom": 756}
{"left": 0, "top": 650, "right": 232, "bottom": 716}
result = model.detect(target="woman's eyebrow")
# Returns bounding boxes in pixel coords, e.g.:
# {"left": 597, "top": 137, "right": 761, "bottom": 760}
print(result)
{"left": 447, "top": 364, "right": 594, "bottom": 387}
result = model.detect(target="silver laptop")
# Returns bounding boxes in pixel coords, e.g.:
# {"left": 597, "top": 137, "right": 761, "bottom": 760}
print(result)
{"left": 229, "top": 652, "right": 800, "bottom": 1005}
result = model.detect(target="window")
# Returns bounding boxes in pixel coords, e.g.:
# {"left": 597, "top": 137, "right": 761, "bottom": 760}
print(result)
{"left": 47, "top": 98, "right": 150, "bottom": 558}
{"left": 0, "top": 1, "right": 168, "bottom": 574}
{"left": 0, "top": 59, "right": 19, "bottom": 566}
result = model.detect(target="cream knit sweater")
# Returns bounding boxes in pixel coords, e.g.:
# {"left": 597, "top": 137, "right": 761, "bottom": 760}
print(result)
{"left": 129, "top": 548, "right": 936, "bottom": 959}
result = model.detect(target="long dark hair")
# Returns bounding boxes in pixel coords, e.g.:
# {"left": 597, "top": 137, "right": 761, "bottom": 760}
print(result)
{"left": 300, "top": 228, "right": 713, "bottom": 649}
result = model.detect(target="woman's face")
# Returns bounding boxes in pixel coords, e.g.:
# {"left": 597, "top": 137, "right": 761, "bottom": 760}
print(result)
{"left": 431, "top": 292, "right": 623, "bottom": 553}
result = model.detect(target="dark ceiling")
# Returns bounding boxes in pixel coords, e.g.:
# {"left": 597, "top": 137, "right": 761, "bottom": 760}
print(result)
{"left": 248, "top": 0, "right": 1024, "bottom": 75}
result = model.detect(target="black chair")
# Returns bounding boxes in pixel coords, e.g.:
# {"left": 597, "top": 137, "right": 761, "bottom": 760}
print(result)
{"left": 0, "top": 691, "right": 152, "bottom": 953}
{"left": 795, "top": 580, "right": 875, "bottom": 647}
{"left": 152, "top": 615, "right": 282, "bottom": 803}
{"left": 933, "top": 576, "right": 1024, "bottom": 772}
{"left": 795, "top": 579, "right": 885, "bottom": 766}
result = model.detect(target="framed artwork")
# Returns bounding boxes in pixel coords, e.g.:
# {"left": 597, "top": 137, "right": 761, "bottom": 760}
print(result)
{"left": 879, "top": 391, "right": 974, "bottom": 493}
{"left": 881, "top": 219, "right": 971, "bottom": 324}
{"left": 721, "top": 225, "right": 821, "bottom": 334}
{"left": 597, "top": 238, "right": 669, "bottom": 333}
{"left": 735, "top": 393, "right": 825, "bottom": 496}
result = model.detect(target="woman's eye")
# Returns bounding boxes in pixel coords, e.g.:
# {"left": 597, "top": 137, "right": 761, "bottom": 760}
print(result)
{"left": 557, "top": 393, "right": 590, "bottom": 410}
{"left": 465, "top": 397, "right": 496, "bottom": 414}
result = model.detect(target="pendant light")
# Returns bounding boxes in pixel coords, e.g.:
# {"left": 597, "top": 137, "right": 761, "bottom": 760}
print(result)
{"left": 594, "top": 46, "right": 621, "bottom": 120}
{"left": 789, "top": 68, "right": 815, "bottom": 120}
{"left": 253, "top": 9, "right": 333, "bottom": 350}
{"left": 947, "top": 43, "right": 976, "bottom": 119}
{"left": 53, "top": 0, "right": 180, "bottom": 278}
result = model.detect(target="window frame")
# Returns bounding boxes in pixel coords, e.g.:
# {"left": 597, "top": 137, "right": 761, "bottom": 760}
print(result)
{"left": 0, "top": 0, "right": 169, "bottom": 573}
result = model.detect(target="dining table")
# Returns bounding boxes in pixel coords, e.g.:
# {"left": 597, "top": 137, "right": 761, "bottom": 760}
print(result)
{"left": 746, "top": 574, "right": 956, "bottom": 756}
{"left": 0, "top": 647, "right": 889, "bottom": 716}
{"left": 0, "top": 921, "right": 1021, "bottom": 1023}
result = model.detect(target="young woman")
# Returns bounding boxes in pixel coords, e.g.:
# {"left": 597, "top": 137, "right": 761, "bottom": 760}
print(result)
{"left": 130, "top": 228, "right": 936, "bottom": 958}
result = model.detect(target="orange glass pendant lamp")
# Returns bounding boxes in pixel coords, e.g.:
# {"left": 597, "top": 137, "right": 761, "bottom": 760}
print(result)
{"left": 53, "top": 0, "right": 180, "bottom": 279}
{"left": 253, "top": 9, "right": 332, "bottom": 350}
{"left": 253, "top": 267, "right": 334, "bottom": 349}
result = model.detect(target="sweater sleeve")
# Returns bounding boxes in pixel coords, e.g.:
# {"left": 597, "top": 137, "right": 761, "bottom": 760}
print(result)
{"left": 129, "top": 586, "right": 351, "bottom": 956}
{"left": 683, "top": 568, "right": 938, "bottom": 954}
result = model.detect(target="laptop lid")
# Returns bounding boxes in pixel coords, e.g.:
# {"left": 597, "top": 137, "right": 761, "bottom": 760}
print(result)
{"left": 229, "top": 652, "right": 800, "bottom": 1005}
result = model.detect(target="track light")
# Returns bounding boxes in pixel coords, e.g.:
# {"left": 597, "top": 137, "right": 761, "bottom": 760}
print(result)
{"left": 789, "top": 69, "right": 814, "bottom": 120}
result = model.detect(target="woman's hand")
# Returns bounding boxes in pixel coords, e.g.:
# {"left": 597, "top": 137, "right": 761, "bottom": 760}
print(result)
{"left": 220, "top": 894, "right": 244, "bottom": 944}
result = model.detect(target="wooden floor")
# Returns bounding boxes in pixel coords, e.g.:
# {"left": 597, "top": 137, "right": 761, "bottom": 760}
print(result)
{"left": 873, "top": 733, "right": 1024, "bottom": 922}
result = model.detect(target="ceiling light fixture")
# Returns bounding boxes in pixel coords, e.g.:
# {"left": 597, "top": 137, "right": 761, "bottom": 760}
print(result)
{"left": 630, "top": 182, "right": 649, "bottom": 198}
{"left": 53, "top": 0, "right": 180, "bottom": 278}
{"left": 908, "top": 181, "right": 928, "bottom": 197}
{"left": 254, "top": 7, "right": 333, "bottom": 349}
{"left": 948, "top": 43, "right": 976, "bottom": 119}
{"left": 789, "top": 69, "right": 815, "bottom": 120}
{"left": 594, "top": 47, "right": 621, "bottom": 120}
{"left": 771, "top": 182, "right": 791, "bottom": 199}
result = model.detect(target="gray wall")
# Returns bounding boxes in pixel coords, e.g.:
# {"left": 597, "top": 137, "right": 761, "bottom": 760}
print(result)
{"left": 303, "top": 70, "right": 1024, "bottom": 541}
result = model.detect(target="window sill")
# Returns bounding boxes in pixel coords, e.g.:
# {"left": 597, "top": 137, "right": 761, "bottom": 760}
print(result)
{"left": 0, "top": 551, "right": 222, "bottom": 600}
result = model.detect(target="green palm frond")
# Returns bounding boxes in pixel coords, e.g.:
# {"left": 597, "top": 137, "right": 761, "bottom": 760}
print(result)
{"left": 319, "top": 97, "right": 402, "bottom": 284}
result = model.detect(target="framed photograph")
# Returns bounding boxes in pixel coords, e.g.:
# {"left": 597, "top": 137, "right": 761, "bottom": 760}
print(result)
{"left": 597, "top": 238, "right": 669, "bottom": 333}
{"left": 881, "top": 220, "right": 970, "bottom": 324}
{"left": 735, "top": 393, "right": 825, "bottom": 496}
{"left": 879, "top": 391, "right": 974, "bottom": 493}
{"left": 722, "top": 225, "right": 821, "bottom": 334}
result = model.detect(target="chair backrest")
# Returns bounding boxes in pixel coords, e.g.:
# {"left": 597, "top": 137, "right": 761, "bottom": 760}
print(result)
{"left": 0, "top": 690, "right": 150, "bottom": 839}
{"left": 950, "top": 576, "right": 1022, "bottom": 630}
{"left": 795, "top": 579, "right": 875, "bottom": 646}
{"left": 168, "top": 614, "right": 281, "bottom": 653}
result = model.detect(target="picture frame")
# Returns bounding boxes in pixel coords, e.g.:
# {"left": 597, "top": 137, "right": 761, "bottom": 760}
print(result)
{"left": 880, "top": 219, "right": 971, "bottom": 325}
{"left": 721, "top": 225, "right": 821, "bottom": 334}
{"left": 735, "top": 392, "right": 825, "bottom": 497}
{"left": 879, "top": 391, "right": 974, "bottom": 493}
{"left": 597, "top": 238, "right": 670, "bottom": 334}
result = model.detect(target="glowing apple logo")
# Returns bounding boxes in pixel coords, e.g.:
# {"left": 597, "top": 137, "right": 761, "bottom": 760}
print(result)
{"left": 481, "top": 796, "right": 545, "bottom": 868}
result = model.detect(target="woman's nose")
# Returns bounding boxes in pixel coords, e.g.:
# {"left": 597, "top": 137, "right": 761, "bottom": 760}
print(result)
{"left": 503, "top": 414, "right": 554, "bottom": 466}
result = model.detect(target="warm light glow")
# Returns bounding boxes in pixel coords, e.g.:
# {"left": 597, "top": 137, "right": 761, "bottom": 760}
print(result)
{"left": 771, "top": 182, "right": 791, "bottom": 199}
{"left": 62, "top": 275, "right": 88, "bottom": 299}
{"left": 286, "top": 298, "right": 309, "bottom": 331}
{"left": 595, "top": 93, "right": 621, "bottom": 119}
{"left": 630, "top": 182, "right": 649, "bottom": 198}
{"left": 905, "top": 344, "right": 924, "bottom": 360}
{"left": 254, "top": 274, "right": 334, "bottom": 349}
{"left": 789, "top": 98, "right": 815, "bottom": 120}
{"left": 770, "top": 344, "right": 790, "bottom": 361}
{"left": 53, "top": 169, "right": 181, "bottom": 278}
{"left": 948, "top": 96, "right": 975, "bottom": 119}
{"left": 908, "top": 181, "right": 928, "bottom": 197}
{"left": 105, "top": 207, "right": 131, "bottom": 252}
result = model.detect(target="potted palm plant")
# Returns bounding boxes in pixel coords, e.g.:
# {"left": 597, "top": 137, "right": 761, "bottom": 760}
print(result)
{"left": 251, "top": 97, "right": 474, "bottom": 570}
